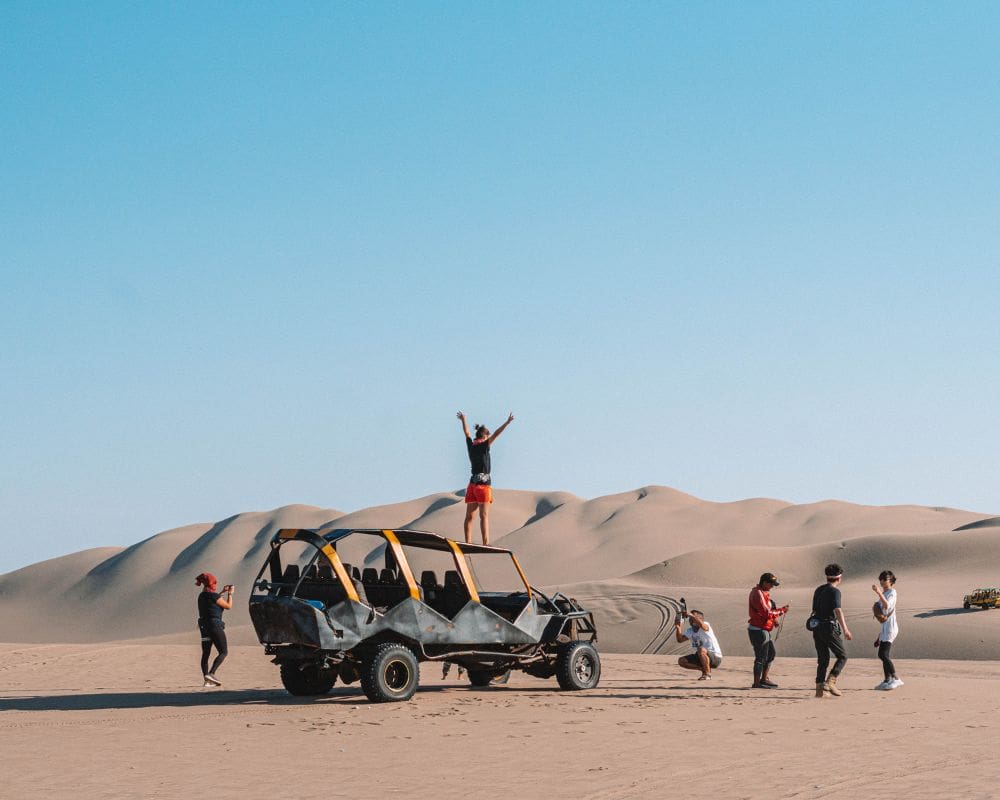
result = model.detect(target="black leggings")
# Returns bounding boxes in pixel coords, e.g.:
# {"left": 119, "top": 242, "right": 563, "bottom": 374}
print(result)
{"left": 813, "top": 628, "right": 847, "bottom": 683}
{"left": 878, "top": 640, "right": 896, "bottom": 681}
{"left": 200, "top": 620, "right": 228, "bottom": 676}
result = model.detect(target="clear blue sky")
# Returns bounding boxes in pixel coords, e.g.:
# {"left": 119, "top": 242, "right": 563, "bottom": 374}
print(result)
{"left": 3, "top": 2, "right": 999, "bottom": 574}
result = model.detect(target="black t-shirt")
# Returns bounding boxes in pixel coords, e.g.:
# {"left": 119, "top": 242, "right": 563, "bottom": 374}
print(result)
{"left": 812, "top": 583, "right": 842, "bottom": 620}
{"left": 198, "top": 591, "right": 224, "bottom": 622}
{"left": 466, "top": 437, "right": 491, "bottom": 483}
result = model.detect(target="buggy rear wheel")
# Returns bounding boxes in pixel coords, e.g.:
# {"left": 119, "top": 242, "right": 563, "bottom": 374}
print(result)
{"left": 467, "top": 668, "right": 512, "bottom": 687}
{"left": 467, "top": 669, "right": 494, "bottom": 687}
{"left": 556, "top": 641, "right": 601, "bottom": 690}
{"left": 361, "top": 643, "right": 420, "bottom": 703}
{"left": 279, "top": 662, "right": 337, "bottom": 696}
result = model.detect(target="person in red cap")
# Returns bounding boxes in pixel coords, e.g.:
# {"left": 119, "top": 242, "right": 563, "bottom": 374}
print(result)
{"left": 747, "top": 572, "right": 788, "bottom": 688}
{"left": 456, "top": 410, "right": 514, "bottom": 546}
{"left": 195, "top": 572, "right": 234, "bottom": 687}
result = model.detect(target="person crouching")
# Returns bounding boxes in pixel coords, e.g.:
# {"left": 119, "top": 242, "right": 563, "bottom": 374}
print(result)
{"left": 674, "top": 609, "right": 723, "bottom": 681}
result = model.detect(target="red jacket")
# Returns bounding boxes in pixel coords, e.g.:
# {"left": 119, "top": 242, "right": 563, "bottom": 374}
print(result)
{"left": 748, "top": 586, "right": 781, "bottom": 630}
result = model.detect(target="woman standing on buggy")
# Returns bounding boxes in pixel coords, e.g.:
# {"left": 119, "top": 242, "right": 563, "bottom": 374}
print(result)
{"left": 456, "top": 410, "right": 514, "bottom": 546}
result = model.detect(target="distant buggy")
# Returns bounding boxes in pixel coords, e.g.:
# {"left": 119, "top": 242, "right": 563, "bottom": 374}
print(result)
{"left": 248, "top": 527, "right": 600, "bottom": 702}
{"left": 963, "top": 588, "right": 1000, "bottom": 610}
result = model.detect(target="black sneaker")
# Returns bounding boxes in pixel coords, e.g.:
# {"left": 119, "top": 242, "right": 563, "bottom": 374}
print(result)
{"left": 759, "top": 679, "right": 778, "bottom": 689}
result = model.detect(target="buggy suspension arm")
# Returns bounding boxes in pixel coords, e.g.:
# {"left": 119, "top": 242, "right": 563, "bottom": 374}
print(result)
{"left": 417, "top": 643, "right": 545, "bottom": 661}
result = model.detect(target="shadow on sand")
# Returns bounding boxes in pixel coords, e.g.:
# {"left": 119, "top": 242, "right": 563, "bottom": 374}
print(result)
{"left": 0, "top": 687, "right": 367, "bottom": 713}
{"left": 0, "top": 684, "right": 552, "bottom": 712}
{"left": 0, "top": 681, "right": 814, "bottom": 712}
{"left": 914, "top": 607, "right": 980, "bottom": 619}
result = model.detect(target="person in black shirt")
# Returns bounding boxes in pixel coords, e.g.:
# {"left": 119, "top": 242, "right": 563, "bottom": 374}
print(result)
{"left": 456, "top": 410, "right": 514, "bottom": 545}
{"left": 811, "top": 563, "right": 853, "bottom": 698}
{"left": 195, "top": 572, "right": 234, "bottom": 687}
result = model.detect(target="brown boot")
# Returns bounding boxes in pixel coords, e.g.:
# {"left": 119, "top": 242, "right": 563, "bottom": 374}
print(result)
{"left": 825, "top": 675, "right": 842, "bottom": 697}
{"left": 815, "top": 681, "right": 826, "bottom": 698}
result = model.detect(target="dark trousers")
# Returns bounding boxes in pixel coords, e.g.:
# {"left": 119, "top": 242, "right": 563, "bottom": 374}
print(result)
{"left": 748, "top": 628, "right": 774, "bottom": 680}
{"left": 813, "top": 627, "right": 847, "bottom": 683}
{"left": 878, "top": 640, "right": 896, "bottom": 681}
{"left": 199, "top": 620, "right": 228, "bottom": 676}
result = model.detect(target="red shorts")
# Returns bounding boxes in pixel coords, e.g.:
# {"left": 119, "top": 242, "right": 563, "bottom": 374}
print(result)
{"left": 465, "top": 483, "right": 493, "bottom": 504}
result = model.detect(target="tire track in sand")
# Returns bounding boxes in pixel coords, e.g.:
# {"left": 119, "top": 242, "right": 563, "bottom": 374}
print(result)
{"left": 576, "top": 593, "right": 684, "bottom": 655}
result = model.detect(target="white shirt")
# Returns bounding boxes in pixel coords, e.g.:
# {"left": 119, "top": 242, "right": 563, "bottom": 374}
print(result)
{"left": 685, "top": 624, "right": 723, "bottom": 658}
{"left": 879, "top": 588, "right": 898, "bottom": 643}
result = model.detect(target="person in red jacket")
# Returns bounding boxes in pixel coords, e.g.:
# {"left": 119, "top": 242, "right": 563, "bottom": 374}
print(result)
{"left": 747, "top": 572, "right": 788, "bottom": 688}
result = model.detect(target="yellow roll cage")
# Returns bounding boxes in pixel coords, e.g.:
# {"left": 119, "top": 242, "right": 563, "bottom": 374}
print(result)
{"left": 271, "top": 527, "right": 533, "bottom": 607}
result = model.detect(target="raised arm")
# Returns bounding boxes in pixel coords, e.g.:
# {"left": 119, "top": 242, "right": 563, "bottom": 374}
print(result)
{"left": 673, "top": 615, "right": 689, "bottom": 643}
{"left": 456, "top": 411, "right": 471, "bottom": 439}
{"left": 872, "top": 583, "right": 889, "bottom": 612}
{"left": 487, "top": 412, "right": 515, "bottom": 445}
{"left": 216, "top": 584, "right": 234, "bottom": 610}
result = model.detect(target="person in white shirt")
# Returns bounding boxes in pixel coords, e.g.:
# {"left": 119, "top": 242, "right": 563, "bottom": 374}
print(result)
{"left": 673, "top": 609, "right": 723, "bottom": 681}
{"left": 872, "top": 570, "right": 902, "bottom": 690}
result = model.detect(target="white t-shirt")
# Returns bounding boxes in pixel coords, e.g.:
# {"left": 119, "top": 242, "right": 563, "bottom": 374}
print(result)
{"left": 879, "top": 588, "right": 898, "bottom": 643}
{"left": 685, "top": 624, "right": 723, "bottom": 658}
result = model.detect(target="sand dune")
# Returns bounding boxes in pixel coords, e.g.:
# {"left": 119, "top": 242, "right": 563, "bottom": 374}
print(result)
{"left": 954, "top": 515, "right": 1000, "bottom": 531}
{"left": 1, "top": 487, "right": 997, "bottom": 661}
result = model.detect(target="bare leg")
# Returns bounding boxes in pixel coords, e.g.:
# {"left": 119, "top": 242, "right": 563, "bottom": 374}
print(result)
{"left": 678, "top": 657, "right": 702, "bottom": 672}
{"left": 697, "top": 647, "right": 711, "bottom": 676}
{"left": 479, "top": 503, "right": 490, "bottom": 546}
{"left": 464, "top": 504, "right": 478, "bottom": 544}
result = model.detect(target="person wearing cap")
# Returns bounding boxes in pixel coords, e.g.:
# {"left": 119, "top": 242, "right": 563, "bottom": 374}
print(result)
{"left": 812, "top": 563, "right": 853, "bottom": 698}
{"left": 747, "top": 572, "right": 789, "bottom": 689}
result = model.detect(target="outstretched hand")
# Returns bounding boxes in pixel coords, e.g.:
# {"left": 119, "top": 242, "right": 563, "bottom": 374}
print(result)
{"left": 457, "top": 411, "right": 466, "bottom": 420}
{"left": 507, "top": 412, "right": 515, "bottom": 423}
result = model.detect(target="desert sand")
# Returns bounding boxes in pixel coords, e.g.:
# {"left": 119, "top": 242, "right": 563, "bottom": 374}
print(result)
{"left": 3, "top": 486, "right": 1000, "bottom": 798}
{"left": 2, "top": 643, "right": 999, "bottom": 799}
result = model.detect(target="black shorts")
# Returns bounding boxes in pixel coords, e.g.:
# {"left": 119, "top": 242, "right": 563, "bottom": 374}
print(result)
{"left": 681, "top": 652, "right": 722, "bottom": 669}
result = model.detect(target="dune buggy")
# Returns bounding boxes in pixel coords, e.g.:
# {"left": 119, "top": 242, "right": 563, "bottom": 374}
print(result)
{"left": 964, "top": 588, "right": 1000, "bottom": 609}
{"left": 248, "top": 527, "right": 600, "bottom": 702}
